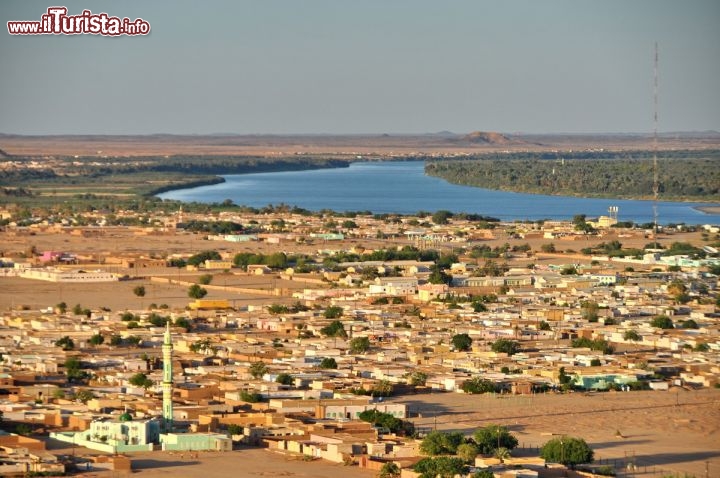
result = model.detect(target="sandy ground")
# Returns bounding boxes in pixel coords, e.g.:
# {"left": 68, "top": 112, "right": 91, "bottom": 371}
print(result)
{"left": 394, "top": 388, "right": 720, "bottom": 477}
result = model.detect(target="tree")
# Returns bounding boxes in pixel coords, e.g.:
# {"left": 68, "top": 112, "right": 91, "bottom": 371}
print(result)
{"left": 249, "top": 361, "right": 268, "bottom": 379}
{"left": 491, "top": 338, "right": 519, "bottom": 355}
{"left": 494, "top": 447, "right": 511, "bottom": 463}
{"left": 680, "top": 319, "right": 699, "bottom": 329}
{"left": 198, "top": 274, "right": 213, "bottom": 285}
{"left": 431, "top": 210, "right": 453, "bottom": 225}
{"left": 540, "top": 243, "right": 556, "bottom": 253}
{"left": 55, "top": 336, "right": 74, "bottom": 351}
{"left": 188, "top": 284, "right": 208, "bottom": 300}
{"left": 324, "top": 306, "right": 344, "bottom": 319}
{"left": 56, "top": 302, "right": 67, "bottom": 314}
{"left": 129, "top": 372, "right": 154, "bottom": 389}
{"left": 227, "top": 424, "right": 243, "bottom": 436}
{"left": 349, "top": 337, "right": 371, "bottom": 354}
{"left": 456, "top": 443, "right": 479, "bottom": 463}
{"left": 371, "top": 380, "right": 394, "bottom": 397}
{"left": 419, "top": 430, "right": 465, "bottom": 456}
{"left": 409, "top": 371, "right": 428, "bottom": 386}
{"left": 320, "top": 320, "right": 347, "bottom": 338}
{"left": 413, "top": 456, "right": 466, "bottom": 478}
{"left": 319, "top": 357, "right": 338, "bottom": 369}
{"left": 581, "top": 301, "right": 599, "bottom": 322}
{"left": 540, "top": 436, "right": 594, "bottom": 468}
{"left": 472, "top": 470, "right": 495, "bottom": 478}
{"left": 461, "top": 377, "right": 498, "bottom": 394}
{"left": 72, "top": 303, "right": 84, "bottom": 315}
{"left": 359, "top": 409, "right": 414, "bottom": 435}
{"left": 64, "top": 357, "right": 85, "bottom": 382}
{"left": 473, "top": 425, "right": 519, "bottom": 454}
{"left": 451, "top": 333, "right": 473, "bottom": 352}
{"left": 276, "top": 373, "right": 294, "bottom": 386}
{"left": 268, "top": 304, "right": 289, "bottom": 314}
{"left": 378, "top": 462, "right": 401, "bottom": 478}
{"left": 75, "top": 389, "right": 95, "bottom": 404}
{"left": 133, "top": 285, "right": 146, "bottom": 300}
{"left": 650, "top": 315, "right": 674, "bottom": 329}
{"left": 624, "top": 329, "right": 641, "bottom": 341}
{"left": 539, "top": 320, "right": 552, "bottom": 331}
{"left": 187, "top": 250, "right": 221, "bottom": 267}
{"left": 88, "top": 334, "right": 104, "bottom": 346}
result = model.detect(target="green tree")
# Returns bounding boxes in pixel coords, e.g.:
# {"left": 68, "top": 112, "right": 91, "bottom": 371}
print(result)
{"left": 276, "top": 373, "right": 294, "bottom": 386}
{"left": 198, "top": 274, "right": 213, "bottom": 285}
{"left": 64, "top": 357, "right": 83, "bottom": 381}
{"left": 473, "top": 425, "right": 519, "bottom": 454}
{"left": 56, "top": 302, "right": 67, "bottom": 314}
{"left": 378, "top": 462, "right": 401, "bottom": 478}
{"left": 491, "top": 338, "right": 519, "bottom": 355}
{"left": 55, "top": 336, "right": 74, "bottom": 351}
{"left": 413, "top": 456, "right": 466, "bottom": 478}
{"left": 320, "top": 320, "right": 347, "bottom": 338}
{"left": 461, "top": 377, "right": 498, "bottom": 394}
{"left": 472, "top": 470, "right": 495, "bottom": 478}
{"left": 409, "top": 371, "right": 428, "bottom": 386}
{"left": 624, "top": 329, "right": 641, "bottom": 341}
{"left": 451, "top": 333, "right": 473, "bottom": 352}
{"left": 350, "top": 337, "right": 371, "bottom": 354}
{"left": 431, "top": 210, "right": 453, "bottom": 225}
{"left": 540, "top": 436, "right": 594, "bottom": 468}
{"left": 133, "top": 285, "right": 146, "bottom": 301}
{"left": 268, "top": 304, "right": 289, "bottom": 314}
{"left": 227, "top": 424, "right": 243, "bottom": 435}
{"left": 581, "top": 301, "right": 599, "bottom": 322}
{"left": 187, "top": 250, "right": 221, "bottom": 267}
{"left": 74, "top": 389, "right": 95, "bottom": 404}
{"left": 72, "top": 303, "right": 83, "bottom": 315}
{"left": 428, "top": 265, "right": 452, "bottom": 285}
{"left": 540, "top": 243, "right": 556, "bottom": 253}
{"left": 324, "top": 305, "right": 344, "bottom": 319}
{"left": 188, "top": 284, "right": 208, "bottom": 300}
{"left": 650, "top": 315, "right": 674, "bottom": 329}
{"left": 456, "top": 443, "right": 479, "bottom": 463}
{"left": 319, "top": 357, "right": 338, "bottom": 369}
{"left": 129, "top": 372, "right": 154, "bottom": 389}
{"left": 419, "top": 430, "right": 465, "bottom": 456}
{"left": 249, "top": 361, "right": 268, "bottom": 379}
{"left": 359, "top": 409, "right": 414, "bottom": 435}
{"left": 240, "top": 390, "right": 262, "bottom": 403}
{"left": 680, "top": 319, "right": 699, "bottom": 329}
{"left": 88, "top": 334, "right": 104, "bottom": 346}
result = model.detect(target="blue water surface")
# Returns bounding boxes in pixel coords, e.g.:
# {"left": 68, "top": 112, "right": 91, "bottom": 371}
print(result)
{"left": 158, "top": 161, "right": 720, "bottom": 225}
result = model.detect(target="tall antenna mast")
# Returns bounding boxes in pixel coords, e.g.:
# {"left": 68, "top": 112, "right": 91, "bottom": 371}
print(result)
{"left": 652, "top": 42, "right": 659, "bottom": 245}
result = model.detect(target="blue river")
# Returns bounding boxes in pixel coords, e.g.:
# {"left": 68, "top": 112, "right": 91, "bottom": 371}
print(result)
{"left": 158, "top": 161, "right": 720, "bottom": 225}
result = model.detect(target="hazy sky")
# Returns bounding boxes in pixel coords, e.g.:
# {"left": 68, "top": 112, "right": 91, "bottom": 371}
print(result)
{"left": 1, "top": 0, "right": 719, "bottom": 135}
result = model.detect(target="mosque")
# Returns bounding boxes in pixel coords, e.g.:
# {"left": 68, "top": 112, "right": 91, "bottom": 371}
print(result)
{"left": 50, "top": 323, "right": 231, "bottom": 453}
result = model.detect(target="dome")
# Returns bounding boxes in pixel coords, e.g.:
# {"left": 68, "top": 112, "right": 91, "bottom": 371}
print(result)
{"left": 119, "top": 412, "right": 133, "bottom": 422}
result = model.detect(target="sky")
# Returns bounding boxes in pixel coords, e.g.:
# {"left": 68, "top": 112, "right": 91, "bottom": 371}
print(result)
{"left": 1, "top": 0, "right": 719, "bottom": 135}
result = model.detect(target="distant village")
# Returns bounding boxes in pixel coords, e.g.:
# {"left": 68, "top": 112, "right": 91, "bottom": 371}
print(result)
{"left": 0, "top": 204, "right": 718, "bottom": 477}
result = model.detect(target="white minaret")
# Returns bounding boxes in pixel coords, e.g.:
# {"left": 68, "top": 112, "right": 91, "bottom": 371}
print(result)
{"left": 162, "top": 321, "right": 174, "bottom": 431}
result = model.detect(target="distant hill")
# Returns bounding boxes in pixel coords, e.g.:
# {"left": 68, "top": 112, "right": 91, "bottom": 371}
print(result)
{"left": 460, "top": 131, "right": 514, "bottom": 144}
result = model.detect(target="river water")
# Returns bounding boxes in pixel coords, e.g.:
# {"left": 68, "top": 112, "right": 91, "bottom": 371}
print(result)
{"left": 157, "top": 161, "right": 719, "bottom": 224}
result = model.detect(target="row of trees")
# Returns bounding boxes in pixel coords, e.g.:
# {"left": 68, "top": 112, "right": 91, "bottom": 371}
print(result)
{"left": 426, "top": 154, "right": 720, "bottom": 200}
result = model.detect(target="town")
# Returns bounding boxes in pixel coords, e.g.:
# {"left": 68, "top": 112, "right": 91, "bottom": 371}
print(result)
{"left": 0, "top": 204, "right": 718, "bottom": 478}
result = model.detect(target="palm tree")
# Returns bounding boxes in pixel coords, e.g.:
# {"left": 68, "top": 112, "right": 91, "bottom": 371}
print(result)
{"left": 494, "top": 447, "right": 511, "bottom": 463}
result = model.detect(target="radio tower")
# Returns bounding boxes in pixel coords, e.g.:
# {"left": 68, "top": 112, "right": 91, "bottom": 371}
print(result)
{"left": 652, "top": 42, "right": 659, "bottom": 246}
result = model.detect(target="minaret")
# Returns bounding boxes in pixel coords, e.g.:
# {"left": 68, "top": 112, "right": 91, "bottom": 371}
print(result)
{"left": 162, "top": 321, "right": 174, "bottom": 432}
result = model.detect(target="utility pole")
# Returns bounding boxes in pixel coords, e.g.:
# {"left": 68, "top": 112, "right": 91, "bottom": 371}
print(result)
{"left": 652, "top": 42, "right": 660, "bottom": 247}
